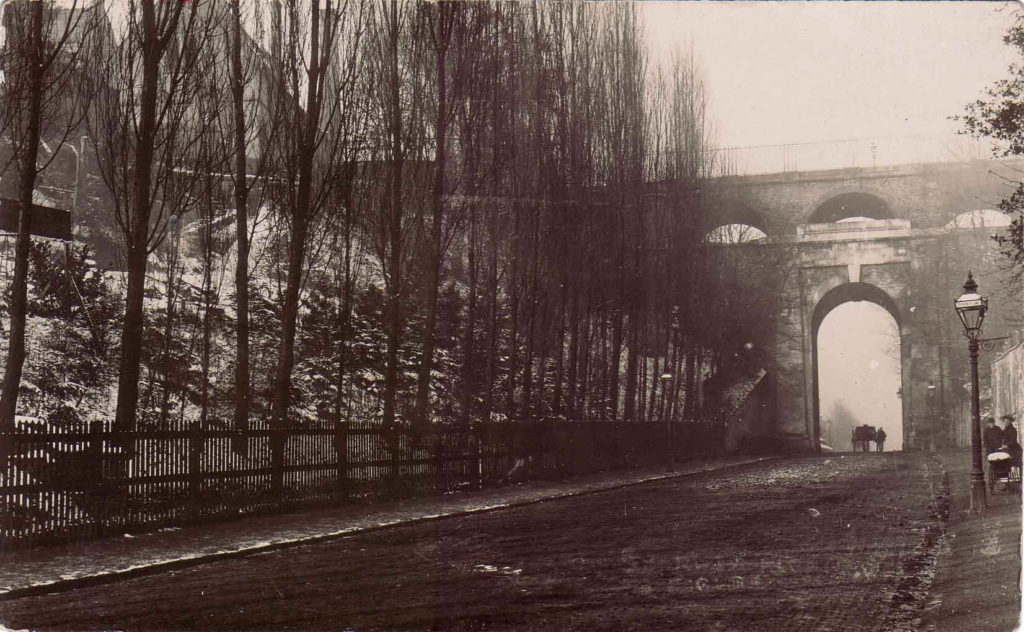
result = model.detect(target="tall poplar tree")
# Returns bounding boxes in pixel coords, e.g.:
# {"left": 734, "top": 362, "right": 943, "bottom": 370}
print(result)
{"left": 0, "top": 0, "right": 94, "bottom": 445}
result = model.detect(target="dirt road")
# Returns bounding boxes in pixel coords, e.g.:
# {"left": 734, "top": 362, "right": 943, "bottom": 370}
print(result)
{"left": 0, "top": 453, "right": 946, "bottom": 631}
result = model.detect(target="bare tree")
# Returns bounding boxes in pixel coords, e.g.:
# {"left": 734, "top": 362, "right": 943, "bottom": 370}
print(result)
{"left": 364, "top": 0, "right": 427, "bottom": 438}
{"left": 645, "top": 51, "right": 714, "bottom": 425}
{"left": 0, "top": 0, "right": 95, "bottom": 443}
{"left": 266, "top": 0, "right": 367, "bottom": 491}
{"left": 412, "top": 1, "right": 478, "bottom": 432}
{"left": 87, "top": 0, "right": 221, "bottom": 434}
{"left": 225, "top": 0, "right": 268, "bottom": 445}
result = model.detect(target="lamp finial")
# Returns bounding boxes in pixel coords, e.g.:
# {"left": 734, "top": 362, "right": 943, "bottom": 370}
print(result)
{"left": 963, "top": 271, "right": 977, "bottom": 293}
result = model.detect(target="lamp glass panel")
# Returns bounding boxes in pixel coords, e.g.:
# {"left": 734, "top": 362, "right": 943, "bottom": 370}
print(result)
{"left": 955, "top": 296, "right": 987, "bottom": 333}
{"left": 962, "top": 306, "right": 983, "bottom": 331}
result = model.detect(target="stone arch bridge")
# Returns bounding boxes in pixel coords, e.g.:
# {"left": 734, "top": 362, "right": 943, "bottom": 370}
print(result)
{"left": 708, "top": 159, "right": 1023, "bottom": 452}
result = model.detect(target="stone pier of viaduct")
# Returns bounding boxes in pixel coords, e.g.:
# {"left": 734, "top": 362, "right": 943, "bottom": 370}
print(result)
{"left": 711, "top": 159, "right": 1023, "bottom": 452}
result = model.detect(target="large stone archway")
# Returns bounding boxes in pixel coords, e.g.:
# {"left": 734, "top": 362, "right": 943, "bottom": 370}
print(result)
{"left": 702, "top": 159, "right": 1023, "bottom": 453}
{"left": 811, "top": 282, "right": 903, "bottom": 451}
{"left": 770, "top": 219, "right": 932, "bottom": 452}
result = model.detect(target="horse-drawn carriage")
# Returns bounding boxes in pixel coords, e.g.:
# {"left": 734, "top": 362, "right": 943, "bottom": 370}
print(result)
{"left": 851, "top": 425, "right": 876, "bottom": 452}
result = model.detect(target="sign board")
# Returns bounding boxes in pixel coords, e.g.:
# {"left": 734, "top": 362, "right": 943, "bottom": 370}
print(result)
{"left": 955, "top": 298, "right": 985, "bottom": 309}
{"left": 0, "top": 198, "right": 72, "bottom": 241}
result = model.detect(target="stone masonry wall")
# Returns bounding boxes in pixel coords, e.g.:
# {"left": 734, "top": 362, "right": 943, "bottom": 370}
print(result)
{"left": 714, "top": 159, "right": 1024, "bottom": 237}
{"left": 710, "top": 160, "right": 1022, "bottom": 452}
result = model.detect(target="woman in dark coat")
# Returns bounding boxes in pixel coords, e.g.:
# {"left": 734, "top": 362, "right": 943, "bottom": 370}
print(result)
{"left": 1001, "top": 415, "right": 1021, "bottom": 467}
{"left": 984, "top": 417, "right": 1004, "bottom": 456}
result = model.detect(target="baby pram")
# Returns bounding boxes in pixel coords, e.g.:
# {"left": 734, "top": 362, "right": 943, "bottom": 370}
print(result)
{"left": 987, "top": 449, "right": 1022, "bottom": 493}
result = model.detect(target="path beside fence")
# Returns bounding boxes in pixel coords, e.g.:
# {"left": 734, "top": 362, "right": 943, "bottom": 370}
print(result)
{"left": 1, "top": 418, "right": 722, "bottom": 549}
{"left": 0, "top": 454, "right": 771, "bottom": 600}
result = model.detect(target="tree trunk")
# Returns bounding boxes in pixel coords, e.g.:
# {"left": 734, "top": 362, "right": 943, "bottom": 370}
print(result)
{"left": 647, "top": 347, "right": 661, "bottom": 422}
{"left": 229, "top": 0, "right": 251, "bottom": 447}
{"left": 482, "top": 200, "right": 498, "bottom": 425}
{"left": 159, "top": 239, "right": 179, "bottom": 426}
{"left": 595, "top": 310, "right": 608, "bottom": 420}
{"left": 0, "top": 0, "right": 44, "bottom": 438}
{"left": 270, "top": 1, "right": 326, "bottom": 492}
{"left": 115, "top": 246, "right": 150, "bottom": 433}
{"left": 506, "top": 200, "right": 521, "bottom": 419}
{"left": 200, "top": 244, "right": 213, "bottom": 433}
{"left": 609, "top": 307, "right": 623, "bottom": 420}
{"left": 335, "top": 199, "right": 355, "bottom": 426}
{"left": 413, "top": 8, "right": 451, "bottom": 432}
{"left": 552, "top": 284, "right": 567, "bottom": 416}
{"left": 579, "top": 310, "right": 592, "bottom": 420}
{"left": 114, "top": 32, "right": 161, "bottom": 434}
{"left": 522, "top": 208, "right": 540, "bottom": 417}
{"left": 460, "top": 204, "right": 478, "bottom": 425}
{"left": 534, "top": 291, "right": 549, "bottom": 417}
{"left": 623, "top": 310, "right": 639, "bottom": 422}
{"left": 380, "top": 1, "right": 406, "bottom": 496}
{"left": 566, "top": 293, "right": 579, "bottom": 420}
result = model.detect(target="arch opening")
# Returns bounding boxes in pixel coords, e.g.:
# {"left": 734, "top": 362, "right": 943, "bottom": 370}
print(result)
{"left": 705, "top": 200, "right": 769, "bottom": 240}
{"left": 809, "top": 192, "right": 893, "bottom": 224}
{"left": 812, "top": 283, "right": 903, "bottom": 452}
{"left": 706, "top": 223, "right": 768, "bottom": 244}
{"left": 946, "top": 209, "right": 1012, "bottom": 230}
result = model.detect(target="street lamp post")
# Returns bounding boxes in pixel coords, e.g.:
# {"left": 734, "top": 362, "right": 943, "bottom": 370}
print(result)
{"left": 954, "top": 271, "right": 988, "bottom": 511}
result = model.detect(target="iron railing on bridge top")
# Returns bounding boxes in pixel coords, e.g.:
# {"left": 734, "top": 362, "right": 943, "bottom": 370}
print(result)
{"left": 710, "top": 134, "right": 993, "bottom": 177}
{"left": 0, "top": 417, "right": 723, "bottom": 549}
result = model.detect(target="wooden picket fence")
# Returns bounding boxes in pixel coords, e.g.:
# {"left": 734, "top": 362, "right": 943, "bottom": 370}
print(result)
{"left": 0, "top": 417, "right": 723, "bottom": 549}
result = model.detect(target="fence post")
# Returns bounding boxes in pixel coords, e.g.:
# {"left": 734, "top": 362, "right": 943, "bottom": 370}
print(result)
{"left": 0, "top": 421, "right": 9, "bottom": 467}
{"left": 388, "top": 425, "right": 401, "bottom": 498}
{"left": 614, "top": 421, "right": 624, "bottom": 469}
{"left": 189, "top": 420, "right": 202, "bottom": 515}
{"left": 334, "top": 420, "right": 348, "bottom": 502}
{"left": 89, "top": 420, "right": 104, "bottom": 482}
{"left": 536, "top": 418, "right": 546, "bottom": 477}
{"left": 231, "top": 426, "right": 247, "bottom": 459}
{"left": 88, "top": 421, "right": 108, "bottom": 535}
{"left": 473, "top": 422, "right": 483, "bottom": 490}
{"left": 271, "top": 426, "right": 285, "bottom": 502}
{"left": 433, "top": 427, "right": 445, "bottom": 493}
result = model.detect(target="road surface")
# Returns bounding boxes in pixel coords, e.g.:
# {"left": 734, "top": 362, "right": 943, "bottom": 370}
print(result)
{"left": 0, "top": 453, "right": 945, "bottom": 631}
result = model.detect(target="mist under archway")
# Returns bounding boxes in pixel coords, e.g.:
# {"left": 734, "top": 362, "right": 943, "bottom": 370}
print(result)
{"left": 817, "top": 301, "right": 903, "bottom": 451}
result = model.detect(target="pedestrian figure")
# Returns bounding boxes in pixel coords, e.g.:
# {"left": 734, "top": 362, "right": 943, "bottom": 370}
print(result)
{"left": 875, "top": 428, "right": 886, "bottom": 452}
{"left": 984, "top": 416, "right": 1003, "bottom": 454}
{"left": 984, "top": 416, "right": 1004, "bottom": 491}
{"left": 1001, "top": 415, "right": 1021, "bottom": 469}
{"left": 1001, "top": 415, "right": 1019, "bottom": 443}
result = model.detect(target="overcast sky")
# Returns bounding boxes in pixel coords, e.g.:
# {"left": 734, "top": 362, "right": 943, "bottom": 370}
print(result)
{"left": 641, "top": 1, "right": 1019, "bottom": 153}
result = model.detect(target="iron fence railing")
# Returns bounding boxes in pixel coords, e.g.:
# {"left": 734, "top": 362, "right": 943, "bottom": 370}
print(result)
{"left": 0, "top": 417, "right": 723, "bottom": 549}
